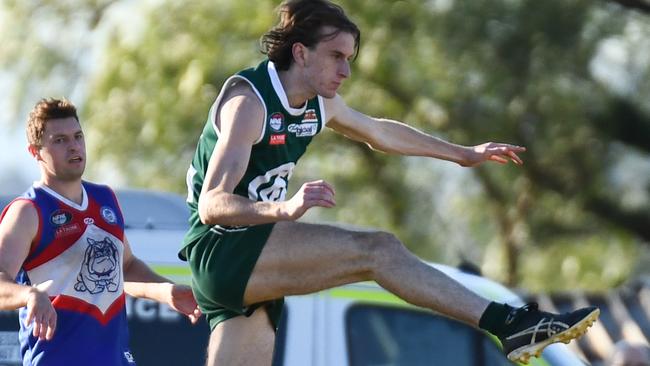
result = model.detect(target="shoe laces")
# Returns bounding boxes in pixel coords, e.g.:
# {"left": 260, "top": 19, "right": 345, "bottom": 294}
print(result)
{"left": 505, "top": 302, "right": 539, "bottom": 325}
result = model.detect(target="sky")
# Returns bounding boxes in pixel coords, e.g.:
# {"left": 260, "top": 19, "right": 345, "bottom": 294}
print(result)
{"left": 0, "top": 72, "right": 39, "bottom": 194}
{"left": 0, "top": 126, "right": 37, "bottom": 194}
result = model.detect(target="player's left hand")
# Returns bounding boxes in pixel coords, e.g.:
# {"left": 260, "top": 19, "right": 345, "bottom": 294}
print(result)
{"left": 462, "top": 142, "right": 526, "bottom": 167}
{"left": 167, "top": 284, "right": 202, "bottom": 324}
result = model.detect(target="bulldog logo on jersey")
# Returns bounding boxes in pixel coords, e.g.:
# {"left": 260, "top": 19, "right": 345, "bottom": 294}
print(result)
{"left": 74, "top": 237, "right": 120, "bottom": 294}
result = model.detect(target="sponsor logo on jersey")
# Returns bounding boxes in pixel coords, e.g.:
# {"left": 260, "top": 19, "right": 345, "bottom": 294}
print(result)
{"left": 101, "top": 206, "right": 117, "bottom": 225}
{"left": 270, "top": 134, "right": 286, "bottom": 145}
{"left": 50, "top": 210, "right": 72, "bottom": 226}
{"left": 288, "top": 122, "right": 318, "bottom": 137}
{"left": 269, "top": 112, "right": 285, "bottom": 132}
{"left": 302, "top": 109, "right": 318, "bottom": 122}
{"left": 55, "top": 223, "right": 81, "bottom": 238}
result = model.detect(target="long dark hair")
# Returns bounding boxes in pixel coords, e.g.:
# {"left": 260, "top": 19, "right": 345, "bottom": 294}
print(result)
{"left": 261, "top": 0, "right": 361, "bottom": 71}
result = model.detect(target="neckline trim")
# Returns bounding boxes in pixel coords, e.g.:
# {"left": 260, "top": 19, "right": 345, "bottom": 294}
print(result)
{"left": 267, "top": 61, "right": 308, "bottom": 116}
{"left": 34, "top": 182, "right": 89, "bottom": 211}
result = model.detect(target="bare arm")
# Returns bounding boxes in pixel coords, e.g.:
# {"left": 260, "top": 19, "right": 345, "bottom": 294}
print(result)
{"left": 0, "top": 201, "right": 56, "bottom": 340}
{"left": 324, "top": 95, "right": 525, "bottom": 167}
{"left": 198, "top": 83, "right": 336, "bottom": 226}
{"left": 122, "top": 237, "right": 201, "bottom": 323}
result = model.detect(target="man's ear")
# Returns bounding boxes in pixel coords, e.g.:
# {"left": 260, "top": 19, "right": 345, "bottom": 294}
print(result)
{"left": 27, "top": 144, "right": 41, "bottom": 160}
{"left": 292, "top": 42, "right": 309, "bottom": 67}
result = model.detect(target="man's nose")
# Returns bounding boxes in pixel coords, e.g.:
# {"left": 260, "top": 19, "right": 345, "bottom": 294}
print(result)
{"left": 69, "top": 139, "right": 81, "bottom": 151}
{"left": 339, "top": 60, "right": 351, "bottom": 78}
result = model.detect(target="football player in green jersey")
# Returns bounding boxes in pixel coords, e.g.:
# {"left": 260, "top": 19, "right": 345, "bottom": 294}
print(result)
{"left": 182, "top": 1, "right": 598, "bottom": 364}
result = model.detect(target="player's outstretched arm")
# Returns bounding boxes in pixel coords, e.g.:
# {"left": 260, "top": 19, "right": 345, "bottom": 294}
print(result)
{"left": 324, "top": 94, "right": 525, "bottom": 167}
{"left": 0, "top": 200, "right": 57, "bottom": 340}
{"left": 122, "top": 237, "right": 201, "bottom": 324}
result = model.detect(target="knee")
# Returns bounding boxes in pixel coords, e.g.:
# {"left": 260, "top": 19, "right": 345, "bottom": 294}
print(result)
{"left": 352, "top": 230, "right": 406, "bottom": 269}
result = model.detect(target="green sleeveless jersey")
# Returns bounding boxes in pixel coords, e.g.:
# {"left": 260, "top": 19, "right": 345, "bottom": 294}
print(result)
{"left": 180, "top": 60, "right": 327, "bottom": 258}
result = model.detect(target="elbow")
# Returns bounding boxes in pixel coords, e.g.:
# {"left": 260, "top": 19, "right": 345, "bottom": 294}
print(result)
{"left": 364, "top": 133, "right": 395, "bottom": 154}
{"left": 197, "top": 199, "right": 214, "bottom": 225}
{"left": 197, "top": 193, "right": 225, "bottom": 226}
{"left": 366, "top": 140, "right": 394, "bottom": 155}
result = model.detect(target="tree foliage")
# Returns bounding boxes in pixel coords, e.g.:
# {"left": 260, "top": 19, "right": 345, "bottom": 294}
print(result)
{"left": 4, "top": 0, "right": 650, "bottom": 291}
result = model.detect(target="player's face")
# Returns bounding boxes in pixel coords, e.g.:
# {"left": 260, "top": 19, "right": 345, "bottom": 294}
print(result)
{"left": 303, "top": 28, "right": 356, "bottom": 98}
{"left": 32, "top": 117, "right": 86, "bottom": 182}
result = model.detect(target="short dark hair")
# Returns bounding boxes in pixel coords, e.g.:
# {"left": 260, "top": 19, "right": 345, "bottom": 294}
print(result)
{"left": 261, "top": 0, "right": 361, "bottom": 71}
{"left": 27, "top": 98, "right": 79, "bottom": 147}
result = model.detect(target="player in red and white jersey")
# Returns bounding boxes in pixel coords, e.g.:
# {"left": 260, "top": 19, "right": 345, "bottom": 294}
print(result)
{"left": 0, "top": 98, "right": 201, "bottom": 366}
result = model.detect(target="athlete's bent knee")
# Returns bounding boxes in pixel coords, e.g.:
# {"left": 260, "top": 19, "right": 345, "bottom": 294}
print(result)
{"left": 357, "top": 231, "right": 406, "bottom": 269}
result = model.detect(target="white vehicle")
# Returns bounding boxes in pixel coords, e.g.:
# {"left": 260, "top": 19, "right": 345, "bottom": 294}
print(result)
{"left": 278, "top": 268, "right": 586, "bottom": 366}
{"left": 0, "top": 190, "right": 585, "bottom": 366}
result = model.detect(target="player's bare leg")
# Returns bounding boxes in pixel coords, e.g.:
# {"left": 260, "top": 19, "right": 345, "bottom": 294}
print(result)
{"left": 205, "top": 307, "right": 274, "bottom": 366}
{"left": 240, "top": 221, "right": 598, "bottom": 363}
{"left": 244, "top": 221, "right": 490, "bottom": 326}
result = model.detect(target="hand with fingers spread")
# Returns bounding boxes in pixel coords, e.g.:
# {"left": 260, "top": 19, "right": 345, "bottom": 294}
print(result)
{"left": 24, "top": 281, "right": 57, "bottom": 341}
{"left": 461, "top": 142, "right": 526, "bottom": 167}
{"left": 282, "top": 180, "right": 336, "bottom": 220}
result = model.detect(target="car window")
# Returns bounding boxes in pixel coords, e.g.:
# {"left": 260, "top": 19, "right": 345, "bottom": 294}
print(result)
{"left": 346, "top": 305, "right": 513, "bottom": 366}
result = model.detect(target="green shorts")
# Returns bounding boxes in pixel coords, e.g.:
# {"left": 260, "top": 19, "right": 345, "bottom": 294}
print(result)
{"left": 186, "top": 224, "right": 284, "bottom": 331}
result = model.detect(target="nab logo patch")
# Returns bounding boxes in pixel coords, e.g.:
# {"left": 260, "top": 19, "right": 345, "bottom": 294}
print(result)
{"left": 101, "top": 206, "right": 117, "bottom": 224}
{"left": 270, "top": 134, "right": 286, "bottom": 145}
{"left": 50, "top": 210, "right": 72, "bottom": 226}
{"left": 269, "top": 112, "right": 285, "bottom": 132}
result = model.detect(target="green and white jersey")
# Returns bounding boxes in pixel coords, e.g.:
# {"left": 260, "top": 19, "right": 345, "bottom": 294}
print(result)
{"left": 180, "top": 60, "right": 327, "bottom": 258}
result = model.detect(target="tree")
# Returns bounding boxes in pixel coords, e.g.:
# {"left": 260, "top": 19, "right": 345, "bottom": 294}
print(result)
{"left": 0, "top": 0, "right": 116, "bottom": 123}
{"left": 4, "top": 0, "right": 649, "bottom": 291}
{"left": 84, "top": 0, "right": 650, "bottom": 290}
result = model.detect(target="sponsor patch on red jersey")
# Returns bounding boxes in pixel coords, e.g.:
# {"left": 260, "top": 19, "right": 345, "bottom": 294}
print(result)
{"left": 55, "top": 223, "right": 81, "bottom": 238}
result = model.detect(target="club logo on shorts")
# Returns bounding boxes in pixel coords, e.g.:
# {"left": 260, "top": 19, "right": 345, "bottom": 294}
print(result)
{"left": 101, "top": 206, "right": 117, "bottom": 224}
{"left": 269, "top": 112, "right": 285, "bottom": 132}
{"left": 124, "top": 351, "right": 135, "bottom": 363}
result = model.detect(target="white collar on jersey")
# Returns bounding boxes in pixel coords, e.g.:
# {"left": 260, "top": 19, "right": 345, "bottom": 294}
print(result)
{"left": 34, "top": 182, "right": 89, "bottom": 211}
{"left": 267, "top": 61, "right": 308, "bottom": 116}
